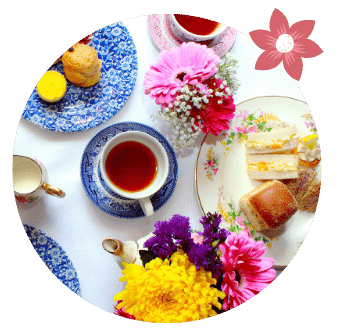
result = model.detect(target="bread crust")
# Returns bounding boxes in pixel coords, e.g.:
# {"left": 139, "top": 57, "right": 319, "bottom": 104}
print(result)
{"left": 239, "top": 180, "right": 298, "bottom": 231}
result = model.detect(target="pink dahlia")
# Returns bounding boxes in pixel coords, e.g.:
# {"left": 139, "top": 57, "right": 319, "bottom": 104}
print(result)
{"left": 143, "top": 42, "right": 220, "bottom": 106}
{"left": 219, "top": 231, "right": 276, "bottom": 310}
{"left": 192, "top": 78, "right": 235, "bottom": 136}
{"left": 250, "top": 9, "right": 323, "bottom": 80}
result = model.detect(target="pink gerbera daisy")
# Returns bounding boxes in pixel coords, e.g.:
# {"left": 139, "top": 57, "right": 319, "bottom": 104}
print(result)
{"left": 143, "top": 42, "right": 220, "bottom": 106}
{"left": 219, "top": 231, "right": 276, "bottom": 310}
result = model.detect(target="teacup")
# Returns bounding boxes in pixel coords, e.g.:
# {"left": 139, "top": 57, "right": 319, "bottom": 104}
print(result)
{"left": 99, "top": 131, "right": 169, "bottom": 216}
{"left": 13, "top": 155, "right": 64, "bottom": 204}
{"left": 169, "top": 14, "right": 228, "bottom": 47}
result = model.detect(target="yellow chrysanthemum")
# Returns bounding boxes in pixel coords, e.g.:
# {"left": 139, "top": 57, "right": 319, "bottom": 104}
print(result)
{"left": 114, "top": 250, "right": 225, "bottom": 323}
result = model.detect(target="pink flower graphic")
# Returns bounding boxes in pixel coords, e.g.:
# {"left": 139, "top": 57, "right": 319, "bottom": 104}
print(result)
{"left": 206, "top": 159, "right": 214, "bottom": 167}
{"left": 234, "top": 124, "right": 258, "bottom": 134}
{"left": 250, "top": 9, "right": 323, "bottom": 80}
{"left": 235, "top": 110, "right": 248, "bottom": 119}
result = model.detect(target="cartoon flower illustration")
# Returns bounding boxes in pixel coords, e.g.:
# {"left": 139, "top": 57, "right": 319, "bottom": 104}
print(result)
{"left": 250, "top": 9, "right": 323, "bottom": 80}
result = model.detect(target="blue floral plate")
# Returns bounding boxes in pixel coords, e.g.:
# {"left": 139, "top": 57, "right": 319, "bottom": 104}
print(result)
{"left": 80, "top": 122, "right": 178, "bottom": 218}
{"left": 22, "top": 22, "right": 138, "bottom": 132}
{"left": 23, "top": 224, "right": 81, "bottom": 295}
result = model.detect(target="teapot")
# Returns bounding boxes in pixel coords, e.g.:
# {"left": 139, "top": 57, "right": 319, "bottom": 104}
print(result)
{"left": 102, "top": 233, "right": 153, "bottom": 266}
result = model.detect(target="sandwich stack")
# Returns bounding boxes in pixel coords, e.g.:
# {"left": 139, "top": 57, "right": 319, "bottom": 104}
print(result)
{"left": 245, "top": 124, "right": 300, "bottom": 180}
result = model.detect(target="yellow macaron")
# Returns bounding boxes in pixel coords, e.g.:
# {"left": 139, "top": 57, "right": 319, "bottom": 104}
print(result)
{"left": 37, "top": 70, "right": 67, "bottom": 103}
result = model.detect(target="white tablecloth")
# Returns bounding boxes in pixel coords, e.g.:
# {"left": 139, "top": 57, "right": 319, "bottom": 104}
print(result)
{"left": 13, "top": 16, "right": 305, "bottom": 314}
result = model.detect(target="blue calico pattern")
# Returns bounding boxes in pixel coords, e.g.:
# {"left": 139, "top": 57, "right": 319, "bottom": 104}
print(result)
{"left": 24, "top": 224, "right": 81, "bottom": 296}
{"left": 22, "top": 22, "right": 138, "bottom": 132}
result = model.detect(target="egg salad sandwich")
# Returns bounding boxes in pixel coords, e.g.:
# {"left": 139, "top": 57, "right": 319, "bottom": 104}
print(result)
{"left": 246, "top": 154, "right": 299, "bottom": 180}
{"left": 246, "top": 125, "right": 299, "bottom": 154}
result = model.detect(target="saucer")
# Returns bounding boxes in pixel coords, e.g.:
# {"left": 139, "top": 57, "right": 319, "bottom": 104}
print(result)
{"left": 80, "top": 122, "right": 178, "bottom": 218}
{"left": 147, "top": 14, "right": 237, "bottom": 57}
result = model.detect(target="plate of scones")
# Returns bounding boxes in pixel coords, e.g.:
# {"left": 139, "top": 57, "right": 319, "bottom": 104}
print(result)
{"left": 196, "top": 96, "right": 321, "bottom": 267}
{"left": 22, "top": 22, "right": 138, "bottom": 132}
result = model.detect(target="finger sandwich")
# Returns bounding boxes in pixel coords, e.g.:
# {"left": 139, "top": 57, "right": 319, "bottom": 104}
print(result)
{"left": 246, "top": 125, "right": 299, "bottom": 154}
{"left": 246, "top": 154, "right": 299, "bottom": 180}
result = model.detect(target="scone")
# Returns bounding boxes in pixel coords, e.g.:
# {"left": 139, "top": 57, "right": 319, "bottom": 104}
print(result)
{"left": 62, "top": 43, "right": 102, "bottom": 87}
{"left": 239, "top": 180, "right": 298, "bottom": 231}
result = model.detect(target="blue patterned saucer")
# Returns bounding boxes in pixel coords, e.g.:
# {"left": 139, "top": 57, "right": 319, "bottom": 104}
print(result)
{"left": 23, "top": 224, "right": 81, "bottom": 295}
{"left": 22, "top": 22, "right": 138, "bottom": 132}
{"left": 80, "top": 122, "right": 178, "bottom": 218}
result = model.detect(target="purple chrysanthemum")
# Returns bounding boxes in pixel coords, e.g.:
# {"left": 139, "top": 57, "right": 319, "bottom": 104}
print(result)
{"left": 144, "top": 215, "right": 192, "bottom": 259}
{"left": 144, "top": 213, "right": 230, "bottom": 278}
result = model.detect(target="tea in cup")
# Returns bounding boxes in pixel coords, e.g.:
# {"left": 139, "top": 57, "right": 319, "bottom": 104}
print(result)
{"left": 13, "top": 155, "right": 64, "bottom": 203}
{"left": 99, "top": 131, "right": 169, "bottom": 216}
{"left": 169, "top": 14, "right": 228, "bottom": 46}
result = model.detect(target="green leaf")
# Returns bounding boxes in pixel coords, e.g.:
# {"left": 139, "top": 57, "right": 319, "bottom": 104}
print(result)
{"left": 263, "top": 236, "right": 270, "bottom": 243}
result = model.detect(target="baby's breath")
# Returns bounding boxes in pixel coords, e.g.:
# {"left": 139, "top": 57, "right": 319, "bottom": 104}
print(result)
{"left": 216, "top": 53, "right": 240, "bottom": 95}
{"left": 152, "top": 53, "right": 239, "bottom": 149}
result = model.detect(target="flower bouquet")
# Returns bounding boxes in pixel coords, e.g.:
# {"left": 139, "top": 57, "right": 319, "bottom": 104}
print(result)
{"left": 113, "top": 213, "right": 276, "bottom": 323}
{"left": 143, "top": 42, "right": 239, "bottom": 149}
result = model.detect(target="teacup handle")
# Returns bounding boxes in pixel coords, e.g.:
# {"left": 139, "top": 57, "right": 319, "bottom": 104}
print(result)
{"left": 138, "top": 197, "right": 154, "bottom": 216}
{"left": 42, "top": 183, "right": 64, "bottom": 197}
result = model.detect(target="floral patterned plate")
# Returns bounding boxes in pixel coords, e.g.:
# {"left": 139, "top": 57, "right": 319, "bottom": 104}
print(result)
{"left": 195, "top": 96, "right": 320, "bottom": 268}
{"left": 80, "top": 122, "right": 178, "bottom": 218}
{"left": 147, "top": 14, "right": 237, "bottom": 58}
{"left": 23, "top": 224, "right": 81, "bottom": 295}
{"left": 22, "top": 22, "right": 138, "bottom": 132}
